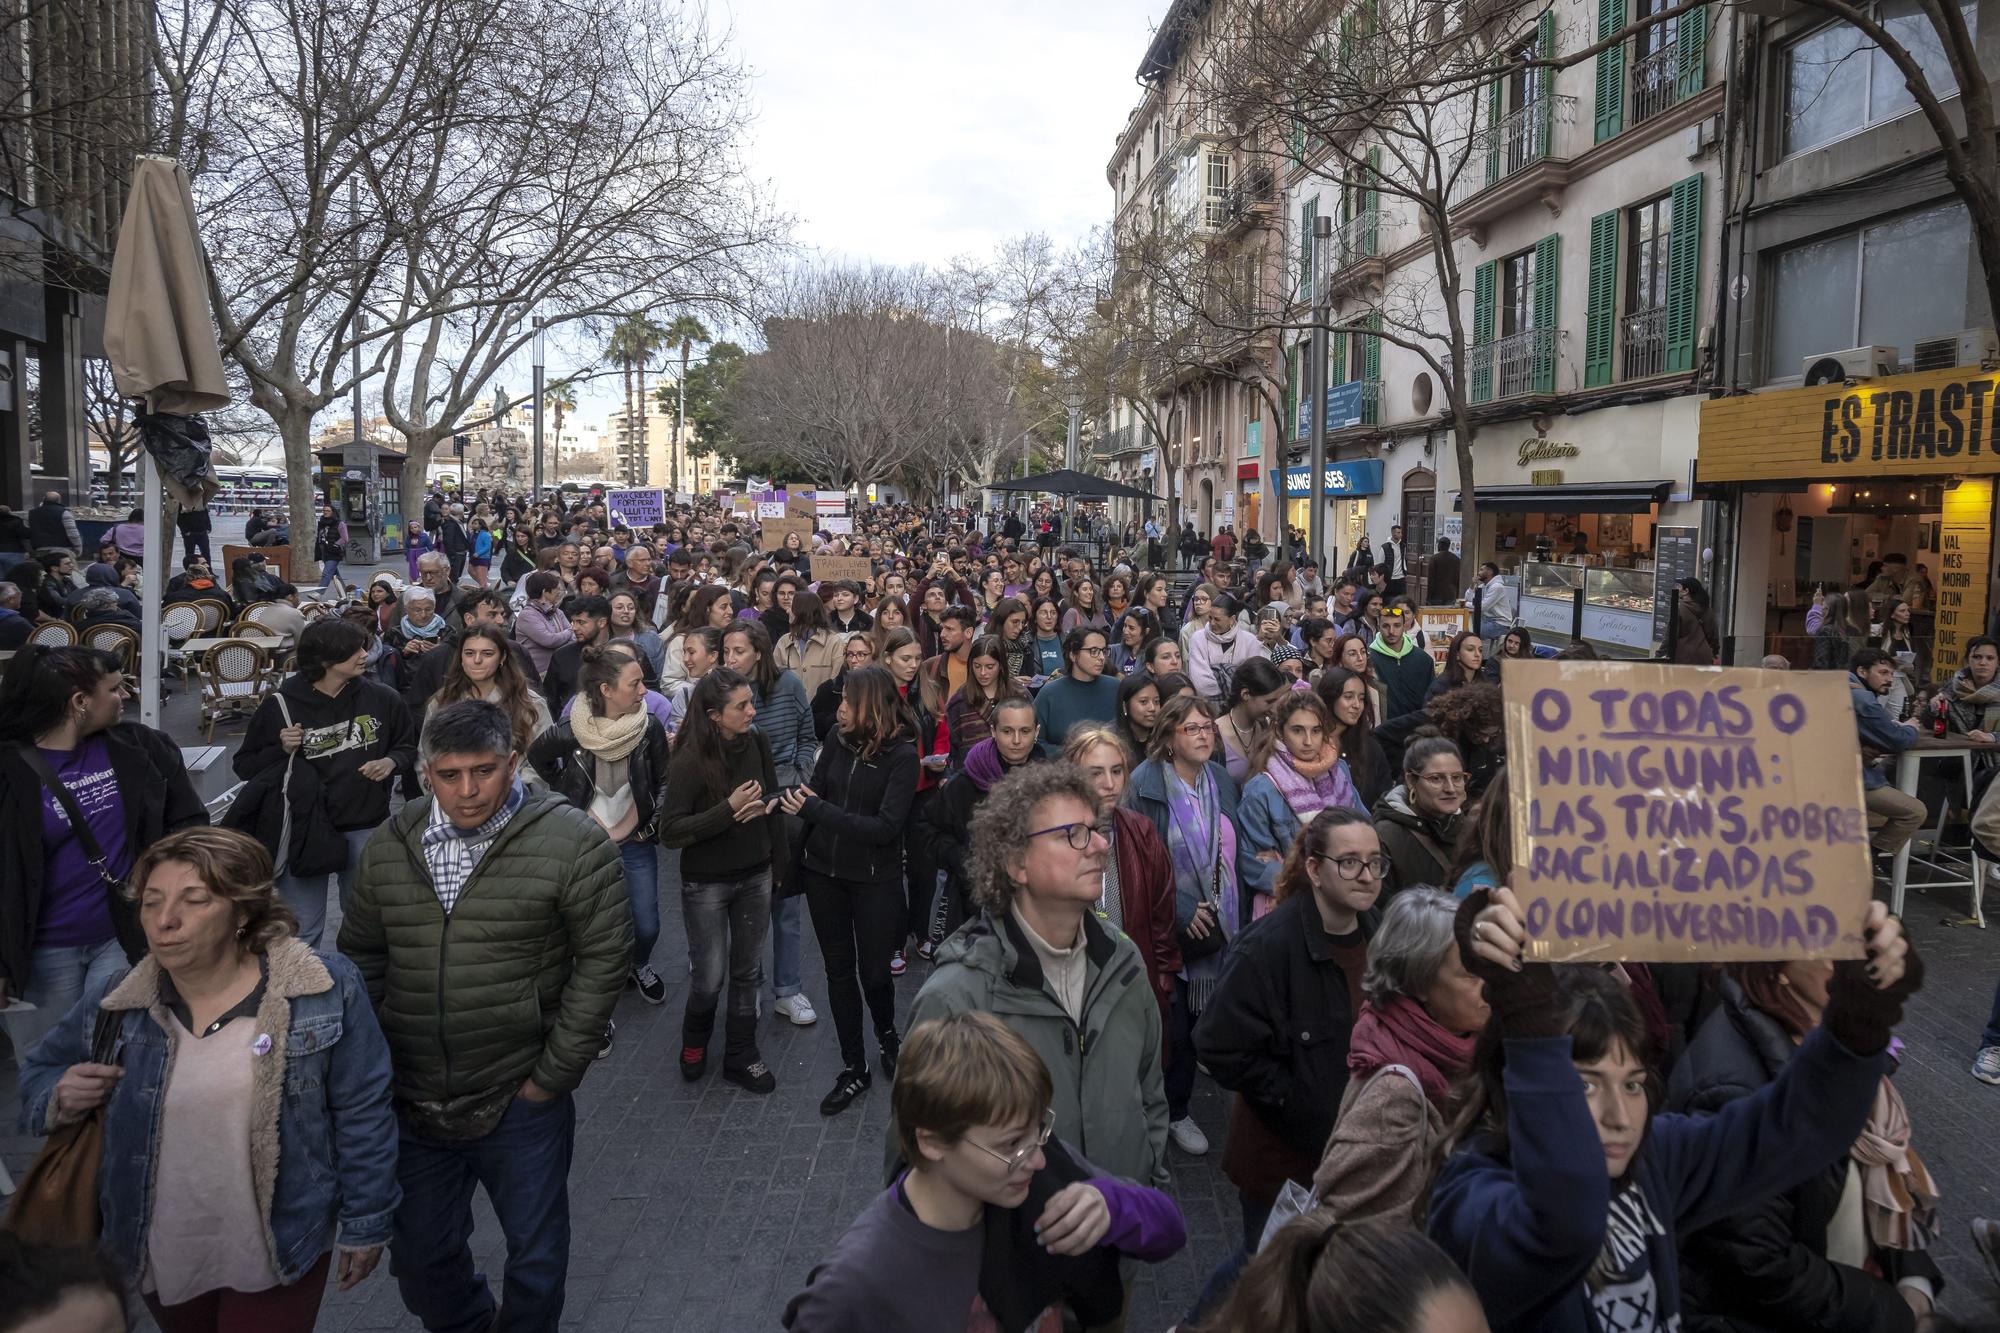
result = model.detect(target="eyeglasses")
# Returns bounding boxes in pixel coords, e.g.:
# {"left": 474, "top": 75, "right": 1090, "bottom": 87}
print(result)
{"left": 1027, "top": 821, "right": 1110, "bottom": 851}
{"left": 1416, "top": 772, "right": 1471, "bottom": 789}
{"left": 967, "top": 1107, "right": 1058, "bottom": 1174}
{"left": 1078, "top": 645, "right": 1108, "bottom": 657}
{"left": 1311, "top": 852, "right": 1392, "bottom": 880}
{"left": 1177, "top": 722, "right": 1217, "bottom": 738}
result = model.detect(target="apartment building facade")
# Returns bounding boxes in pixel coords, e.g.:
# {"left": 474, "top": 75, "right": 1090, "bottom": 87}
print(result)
{"left": 606, "top": 402, "right": 733, "bottom": 497}
{"left": 1103, "top": 0, "right": 1287, "bottom": 541}
{"left": 1270, "top": 0, "right": 1722, "bottom": 652}
{"left": 1698, "top": 0, "right": 2000, "bottom": 672}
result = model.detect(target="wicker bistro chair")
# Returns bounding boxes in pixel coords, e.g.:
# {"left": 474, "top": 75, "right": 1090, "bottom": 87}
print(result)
{"left": 80, "top": 624, "right": 139, "bottom": 677}
{"left": 190, "top": 598, "right": 231, "bottom": 635}
{"left": 28, "top": 620, "right": 77, "bottom": 649}
{"left": 199, "top": 639, "right": 272, "bottom": 740}
{"left": 238, "top": 602, "right": 294, "bottom": 636}
{"left": 160, "top": 603, "right": 203, "bottom": 684}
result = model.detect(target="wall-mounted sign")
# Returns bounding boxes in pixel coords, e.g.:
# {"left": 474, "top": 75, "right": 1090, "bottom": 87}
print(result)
{"left": 1246, "top": 421, "right": 1262, "bottom": 458}
{"left": 1296, "top": 380, "right": 1365, "bottom": 436}
{"left": 1530, "top": 469, "right": 1566, "bottom": 486}
{"left": 1281, "top": 459, "right": 1385, "bottom": 497}
{"left": 1518, "top": 439, "right": 1580, "bottom": 467}
{"left": 1237, "top": 462, "right": 1260, "bottom": 480}
{"left": 1698, "top": 366, "right": 2000, "bottom": 483}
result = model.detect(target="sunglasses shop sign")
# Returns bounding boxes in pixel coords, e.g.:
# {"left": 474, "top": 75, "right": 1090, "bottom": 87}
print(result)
{"left": 1499, "top": 660, "right": 1872, "bottom": 963}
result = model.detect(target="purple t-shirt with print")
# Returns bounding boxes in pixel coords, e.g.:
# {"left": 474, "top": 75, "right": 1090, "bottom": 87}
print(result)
{"left": 35, "top": 735, "right": 123, "bottom": 948}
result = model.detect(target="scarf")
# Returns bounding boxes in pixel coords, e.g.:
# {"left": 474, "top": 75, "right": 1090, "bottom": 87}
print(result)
{"left": 1951, "top": 669, "right": 2000, "bottom": 732}
{"left": 1346, "top": 995, "right": 1476, "bottom": 1107}
{"left": 1266, "top": 744, "right": 1359, "bottom": 823}
{"left": 1849, "top": 1077, "right": 1939, "bottom": 1251}
{"left": 1163, "top": 764, "right": 1239, "bottom": 1010}
{"left": 570, "top": 705, "right": 649, "bottom": 761}
{"left": 965, "top": 737, "right": 1009, "bottom": 792}
{"left": 400, "top": 613, "right": 446, "bottom": 641}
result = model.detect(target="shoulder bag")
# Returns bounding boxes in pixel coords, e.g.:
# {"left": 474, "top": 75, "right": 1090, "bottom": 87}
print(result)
{"left": 4, "top": 1007, "right": 123, "bottom": 1245}
{"left": 1177, "top": 834, "right": 1227, "bottom": 964}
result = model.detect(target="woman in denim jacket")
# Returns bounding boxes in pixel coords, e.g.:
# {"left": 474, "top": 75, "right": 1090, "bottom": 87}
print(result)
{"left": 19, "top": 826, "right": 399, "bottom": 1332}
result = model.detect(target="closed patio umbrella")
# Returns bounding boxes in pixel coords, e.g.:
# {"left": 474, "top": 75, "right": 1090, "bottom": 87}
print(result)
{"left": 104, "top": 155, "right": 230, "bottom": 729}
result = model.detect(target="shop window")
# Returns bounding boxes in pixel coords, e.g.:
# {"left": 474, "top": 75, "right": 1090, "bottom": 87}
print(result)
{"left": 1781, "top": 0, "right": 1972, "bottom": 157}
{"left": 1765, "top": 200, "right": 1989, "bottom": 380}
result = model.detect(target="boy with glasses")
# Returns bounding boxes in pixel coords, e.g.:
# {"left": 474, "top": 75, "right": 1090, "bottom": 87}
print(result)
{"left": 1031, "top": 627, "right": 1120, "bottom": 753}
{"left": 788, "top": 1010, "right": 1185, "bottom": 1331}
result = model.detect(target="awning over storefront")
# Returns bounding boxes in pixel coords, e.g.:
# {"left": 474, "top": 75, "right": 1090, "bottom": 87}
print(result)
{"left": 1455, "top": 481, "right": 1674, "bottom": 513}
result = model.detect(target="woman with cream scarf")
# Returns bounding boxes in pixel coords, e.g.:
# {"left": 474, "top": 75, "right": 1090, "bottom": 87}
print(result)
{"left": 528, "top": 645, "right": 674, "bottom": 1006}
{"left": 1238, "top": 693, "right": 1363, "bottom": 919}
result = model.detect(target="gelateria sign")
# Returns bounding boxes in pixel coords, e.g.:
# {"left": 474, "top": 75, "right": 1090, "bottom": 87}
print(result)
{"left": 1518, "top": 438, "right": 1580, "bottom": 468}
{"left": 1698, "top": 365, "right": 2000, "bottom": 483}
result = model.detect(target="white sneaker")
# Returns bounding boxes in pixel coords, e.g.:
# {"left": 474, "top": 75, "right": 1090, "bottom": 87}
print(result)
{"left": 773, "top": 993, "right": 819, "bottom": 1026}
{"left": 1169, "top": 1116, "right": 1209, "bottom": 1155}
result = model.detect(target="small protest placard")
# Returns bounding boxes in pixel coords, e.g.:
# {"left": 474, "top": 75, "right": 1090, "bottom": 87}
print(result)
{"left": 785, "top": 493, "right": 817, "bottom": 521}
{"left": 820, "top": 515, "right": 854, "bottom": 535}
{"left": 1418, "top": 606, "right": 1470, "bottom": 668}
{"left": 755, "top": 501, "right": 786, "bottom": 519}
{"left": 759, "top": 516, "right": 815, "bottom": 552}
{"left": 1502, "top": 660, "right": 1871, "bottom": 963}
{"left": 606, "top": 488, "right": 665, "bottom": 530}
{"left": 810, "top": 554, "right": 873, "bottom": 585}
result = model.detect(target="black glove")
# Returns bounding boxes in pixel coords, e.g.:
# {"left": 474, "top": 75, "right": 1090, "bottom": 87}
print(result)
{"left": 1453, "top": 889, "right": 1566, "bottom": 1040}
{"left": 1821, "top": 928, "right": 1925, "bottom": 1057}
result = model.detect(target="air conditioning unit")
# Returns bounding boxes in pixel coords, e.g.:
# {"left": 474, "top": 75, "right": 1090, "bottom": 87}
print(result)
{"left": 1802, "top": 346, "right": 1899, "bottom": 386}
{"left": 1911, "top": 328, "right": 1999, "bottom": 372}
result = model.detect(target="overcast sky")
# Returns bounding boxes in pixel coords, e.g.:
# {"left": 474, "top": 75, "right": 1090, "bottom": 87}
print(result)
{"left": 560, "top": 0, "right": 1166, "bottom": 430}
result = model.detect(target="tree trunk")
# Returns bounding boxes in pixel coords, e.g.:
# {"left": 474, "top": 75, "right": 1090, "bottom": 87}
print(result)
{"left": 621, "top": 360, "right": 635, "bottom": 485}
{"left": 279, "top": 409, "right": 319, "bottom": 584}
{"left": 636, "top": 361, "right": 649, "bottom": 486}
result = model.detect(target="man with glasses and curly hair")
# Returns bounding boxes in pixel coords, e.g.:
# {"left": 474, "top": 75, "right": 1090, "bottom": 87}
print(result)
{"left": 893, "top": 761, "right": 1169, "bottom": 1196}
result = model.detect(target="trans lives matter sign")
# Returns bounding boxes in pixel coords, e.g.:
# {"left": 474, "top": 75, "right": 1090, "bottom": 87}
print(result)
{"left": 606, "top": 488, "right": 665, "bottom": 529}
{"left": 1501, "top": 660, "right": 1871, "bottom": 963}
{"left": 809, "top": 555, "right": 873, "bottom": 585}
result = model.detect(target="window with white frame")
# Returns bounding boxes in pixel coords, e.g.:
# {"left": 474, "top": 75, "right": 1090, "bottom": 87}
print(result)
{"left": 1765, "top": 200, "right": 1991, "bottom": 378}
{"left": 1781, "top": 0, "right": 1972, "bottom": 156}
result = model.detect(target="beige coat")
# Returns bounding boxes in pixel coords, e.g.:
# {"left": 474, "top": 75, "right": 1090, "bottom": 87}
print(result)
{"left": 1312, "top": 1063, "right": 1444, "bottom": 1226}
{"left": 777, "top": 628, "right": 843, "bottom": 699}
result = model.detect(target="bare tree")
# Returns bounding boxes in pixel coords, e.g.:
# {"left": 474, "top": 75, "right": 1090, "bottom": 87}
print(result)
{"left": 723, "top": 261, "right": 1032, "bottom": 496}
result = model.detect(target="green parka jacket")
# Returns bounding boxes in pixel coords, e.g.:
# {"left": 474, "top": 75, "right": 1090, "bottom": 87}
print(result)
{"left": 339, "top": 790, "right": 632, "bottom": 1103}
{"left": 890, "top": 908, "right": 1169, "bottom": 1189}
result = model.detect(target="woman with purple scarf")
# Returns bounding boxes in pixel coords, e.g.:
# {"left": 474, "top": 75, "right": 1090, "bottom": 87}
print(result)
{"left": 1238, "top": 692, "right": 1364, "bottom": 921}
{"left": 1124, "top": 693, "right": 1260, "bottom": 1161}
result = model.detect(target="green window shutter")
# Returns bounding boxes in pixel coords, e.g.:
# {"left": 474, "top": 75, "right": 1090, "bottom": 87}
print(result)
{"left": 1584, "top": 209, "right": 1619, "bottom": 387}
{"left": 1677, "top": 3, "right": 1710, "bottom": 98}
{"left": 1287, "top": 343, "right": 1301, "bottom": 429}
{"left": 1331, "top": 328, "right": 1347, "bottom": 385}
{"left": 1291, "top": 95, "right": 1306, "bottom": 164}
{"left": 1533, "top": 233, "right": 1561, "bottom": 393}
{"left": 1299, "top": 199, "right": 1317, "bottom": 299}
{"left": 1472, "top": 260, "right": 1496, "bottom": 403}
{"left": 1666, "top": 173, "right": 1705, "bottom": 373}
{"left": 1339, "top": 13, "right": 1355, "bottom": 68}
{"left": 1485, "top": 79, "right": 1503, "bottom": 185}
{"left": 1535, "top": 11, "right": 1557, "bottom": 158}
{"left": 1363, "top": 311, "right": 1383, "bottom": 423}
{"left": 1363, "top": 146, "right": 1381, "bottom": 256}
{"left": 1594, "top": 0, "right": 1627, "bottom": 143}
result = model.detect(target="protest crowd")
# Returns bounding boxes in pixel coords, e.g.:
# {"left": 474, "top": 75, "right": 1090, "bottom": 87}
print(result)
{"left": 1, "top": 482, "right": 1997, "bottom": 1333}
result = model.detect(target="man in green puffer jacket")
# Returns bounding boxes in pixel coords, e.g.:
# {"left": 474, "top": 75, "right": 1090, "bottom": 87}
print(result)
{"left": 340, "top": 699, "right": 631, "bottom": 1333}
{"left": 889, "top": 761, "right": 1169, "bottom": 1195}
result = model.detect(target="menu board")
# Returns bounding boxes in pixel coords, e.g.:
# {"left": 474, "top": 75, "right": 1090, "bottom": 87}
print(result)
{"left": 1934, "top": 478, "right": 1993, "bottom": 680}
{"left": 1650, "top": 526, "right": 1700, "bottom": 650}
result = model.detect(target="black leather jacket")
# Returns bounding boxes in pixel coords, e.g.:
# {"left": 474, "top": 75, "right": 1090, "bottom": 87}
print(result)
{"left": 527, "top": 716, "right": 671, "bottom": 844}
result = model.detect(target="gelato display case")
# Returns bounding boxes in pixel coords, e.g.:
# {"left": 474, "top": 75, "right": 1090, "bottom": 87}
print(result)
{"left": 1518, "top": 561, "right": 1582, "bottom": 639}
{"left": 1582, "top": 567, "right": 1659, "bottom": 656}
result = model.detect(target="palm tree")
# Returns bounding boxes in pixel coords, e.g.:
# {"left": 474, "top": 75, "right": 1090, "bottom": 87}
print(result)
{"left": 542, "top": 378, "right": 577, "bottom": 483}
{"left": 661, "top": 314, "right": 710, "bottom": 495}
{"left": 605, "top": 315, "right": 666, "bottom": 484}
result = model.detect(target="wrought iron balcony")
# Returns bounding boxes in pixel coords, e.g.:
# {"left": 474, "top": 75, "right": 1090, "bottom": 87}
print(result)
{"left": 1627, "top": 43, "right": 1683, "bottom": 128}
{"left": 1620, "top": 305, "right": 1668, "bottom": 381}
{"left": 1468, "top": 326, "right": 1561, "bottom": 402}
{"left": 1477, "top": 93, "right": 1577, "bottom": 183}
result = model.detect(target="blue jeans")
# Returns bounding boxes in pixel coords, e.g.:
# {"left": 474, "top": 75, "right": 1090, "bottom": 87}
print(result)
{"left": 1983, "top": 979, "right": 2000, "bottom": 1050}
{"left": 319, "top": 559, "right": 341, "bottom": 585}
{"left": 390, "top": 1091, "right": 576, "bottom": 1333}
{"left": 680, "top": 870, "right": 771, "bottom": 1069}
{"left": 617, "top": 840, "right": 661, "bottom": 968}
{"left": 1167, "top": 979, "right": 1198, "bottom": 1121}
{"left": 278, "top": 828, "right": 372, "bottom": 949}
{"left": 771, "top": 894, "right": 803, "bottom": 998}
{"left": 1, "top": 934, "right": 126, "bottom": 1056}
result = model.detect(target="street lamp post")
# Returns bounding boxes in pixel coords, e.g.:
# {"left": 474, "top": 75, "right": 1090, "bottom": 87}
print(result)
{"left": 1063, "top": 387, "right": 1085, "bottom": 471}
{"left": 531, "top": 318, "right": 545, "bottom": 498}
{"left": 1307, "top": 212, "right": 1333, "bottom": 574}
